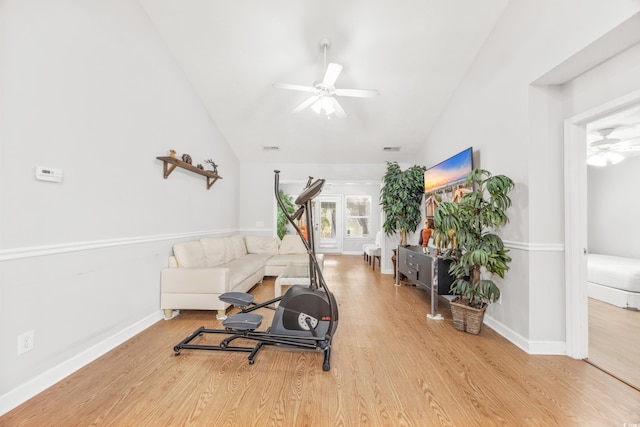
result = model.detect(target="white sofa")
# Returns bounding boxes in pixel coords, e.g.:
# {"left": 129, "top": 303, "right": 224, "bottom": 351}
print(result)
{"left": 160, "top": 234, "right": 323, "bottom": 319}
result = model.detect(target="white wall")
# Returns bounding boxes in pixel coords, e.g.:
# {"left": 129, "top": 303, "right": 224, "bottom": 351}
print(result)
{"left": 0, "top": 0, "right": 239, "bottom": 412}
{"left": 414, "top": 1, "right": 640, "bottom": 350}
{"left": 588, "top": 156, "right": 640, "bottom": 259}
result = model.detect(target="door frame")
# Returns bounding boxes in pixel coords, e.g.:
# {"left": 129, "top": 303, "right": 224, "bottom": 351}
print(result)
{"left": 314, "top": 195, "right": 343, "bottom": 253}
{"left": 564, "top": 88, "right": 640, "bottom": 358}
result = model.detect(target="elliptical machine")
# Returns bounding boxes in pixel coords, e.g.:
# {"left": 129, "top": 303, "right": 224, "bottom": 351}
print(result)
{"left": 172, "top": 171, "right": 339, "bottom": 371}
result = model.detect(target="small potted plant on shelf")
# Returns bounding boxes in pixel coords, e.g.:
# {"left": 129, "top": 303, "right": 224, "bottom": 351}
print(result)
{"left": 433, "top": 168, "right": 514, "bottom": 335}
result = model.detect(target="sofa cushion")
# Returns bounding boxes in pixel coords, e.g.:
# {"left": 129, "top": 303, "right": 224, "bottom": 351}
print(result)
{"left": 173, "top": 241, "right": 208, "bottom": 268}
{"left": 223, "top": 237, "right": 236, "bottom": 264}
{"left": 245, "top": 235, "right": 279, "bottom": 255}
{"left": 225, "top": 254, "right": 271, "bottom": 285}
{"left": 278, "top": 234, "right": 307, "bottom": 255}
{"left": 266, "top": 254, "right": 312, "bottom": 266}
{"left": 200, "top": 238, "right": 227, "bottom": 267}
{"left": 229, "top": 234, "right": 247, "bottom": 258}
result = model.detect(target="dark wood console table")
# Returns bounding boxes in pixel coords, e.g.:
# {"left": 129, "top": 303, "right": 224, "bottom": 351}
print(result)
{"left": 395, "top": 245, "right": 454, "bottom": 320}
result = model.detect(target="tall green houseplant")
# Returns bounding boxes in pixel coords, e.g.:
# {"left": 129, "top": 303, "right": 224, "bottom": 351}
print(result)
{"left": 380, "top": 162, "right": 426, "bottom": 246}
{"left": 433, "top": 168, "right": 514, "bottom": 333}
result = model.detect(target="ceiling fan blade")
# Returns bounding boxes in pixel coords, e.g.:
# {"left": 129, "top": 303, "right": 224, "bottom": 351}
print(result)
{"left": 323, "top": 63, "right": 343, "bottom": 86}
{"left": 334, "top": 88, "right": 380, "bottom": 98}
{"left": 615, "top": 145, "right": 640, "bottom": 153}
{"left": 331, "top": 97, "right": 347, "bottom": 119}
{"left": 291, "top": 95, "right": 320, "bottom": 114}
{"left": 606, "top": 135, "right": 640, "bottom": 151}
{"left": 274, "top": 83, "right": 317, "bottom": 93}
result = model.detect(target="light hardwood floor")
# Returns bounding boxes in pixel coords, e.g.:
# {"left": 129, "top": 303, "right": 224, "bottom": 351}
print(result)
{"left": 588, "top": 297, "right": 640, "bottom": 390}
{"left": 2, "top": 255, "right": 639, "bottom": 426}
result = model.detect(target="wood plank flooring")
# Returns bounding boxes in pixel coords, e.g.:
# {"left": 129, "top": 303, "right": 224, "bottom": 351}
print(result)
{"left": 2, "top": 255, "right": 639, "bottom": 426}
{"left": 588, "top": 297, "right": 640, "bottom": 390}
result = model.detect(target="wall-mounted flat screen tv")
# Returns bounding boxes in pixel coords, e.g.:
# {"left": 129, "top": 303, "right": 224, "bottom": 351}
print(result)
{"left": 424, "top": 147, "right": 473, "bottom": 195}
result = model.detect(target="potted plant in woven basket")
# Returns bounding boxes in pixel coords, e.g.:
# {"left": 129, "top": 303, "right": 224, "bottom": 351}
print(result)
{"left": 433, "top": 168, "right": 514, "bottom": 335}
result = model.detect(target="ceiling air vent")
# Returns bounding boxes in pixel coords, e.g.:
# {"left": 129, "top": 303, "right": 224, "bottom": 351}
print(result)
{"left": 383, "top": 146, "right": 401, "bottom": 152}
{"left": 262, "top": 146, "right": 280, "bottom": 151}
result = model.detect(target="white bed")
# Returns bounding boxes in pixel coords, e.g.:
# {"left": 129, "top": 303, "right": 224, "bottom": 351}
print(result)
{"left": 587, "top": 254, "right": 640, "bottom": 309}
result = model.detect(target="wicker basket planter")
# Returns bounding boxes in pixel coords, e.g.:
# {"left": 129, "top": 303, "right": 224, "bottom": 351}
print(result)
{"left": 450, "top": 297, "right": 487, "bottom": 335}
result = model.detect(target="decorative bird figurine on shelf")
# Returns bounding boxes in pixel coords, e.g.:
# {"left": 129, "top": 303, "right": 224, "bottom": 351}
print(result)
{"left": 205, "top": 159, "right": 219, "bottom": 175}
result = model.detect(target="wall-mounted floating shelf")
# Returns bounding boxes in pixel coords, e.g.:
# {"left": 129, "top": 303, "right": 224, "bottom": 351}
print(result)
{"left": 156, "top": 156, "right": 222, "bottom": 190}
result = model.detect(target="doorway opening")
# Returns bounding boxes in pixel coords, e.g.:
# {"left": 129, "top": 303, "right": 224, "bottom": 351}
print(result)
{"left": 315, "top": 195, "right": 343, "bottom": 253}
{"left": 565, "top": 90, "right": 640, "bottom": 390}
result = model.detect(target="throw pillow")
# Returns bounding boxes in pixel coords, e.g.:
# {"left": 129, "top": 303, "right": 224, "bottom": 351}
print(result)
{"left": 278, "top": 234, "right": 307, "bottom": 255}
{"left": 200, "top": 238, "right": 227, "bottom": 267}
{"left": 229, "top": 235, "right": 247, "bottom": 258}
{"left": 173, "top": 241, "right": 208, "bottom": 268}
{"left": 245, "top": 235, "right": 279, "bottom": 255}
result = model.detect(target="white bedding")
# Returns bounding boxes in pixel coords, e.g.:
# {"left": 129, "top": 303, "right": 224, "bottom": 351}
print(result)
{"left": 587, "top": 254, "right": 640, "bottom": 309}
{"left": 587, "top": 254, "right": 640, "bottom": 292}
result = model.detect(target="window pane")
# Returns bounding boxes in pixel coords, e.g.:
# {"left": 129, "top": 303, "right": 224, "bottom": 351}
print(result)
{"left": 347, "top": 218, "right": 370, "bottom": 238}
{"left": 346, "top": 196, "right": 371, "bottom": 216}
{"left": 345, "top": 196, "right": 371, "bottom": 238}
{"left": 320, "top": 201, "right": 337, "bottom": 239}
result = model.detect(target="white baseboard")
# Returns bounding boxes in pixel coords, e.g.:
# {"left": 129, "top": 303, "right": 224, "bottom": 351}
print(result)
{"left": 483, "top": 315, "right": 567, "bottom": 355}
{"left": 526, "top": 340, "right": 567, "bottom": 355}
{"left": 0, "top": 311, "right": 164, "bottom": 416}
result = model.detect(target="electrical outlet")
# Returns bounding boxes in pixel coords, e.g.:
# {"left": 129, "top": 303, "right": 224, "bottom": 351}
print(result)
{"left": 18, "top": 330, "right": 34, "bottom": 355}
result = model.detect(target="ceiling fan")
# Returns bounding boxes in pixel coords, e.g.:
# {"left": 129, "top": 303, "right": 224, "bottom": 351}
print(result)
{"left": 587, "top": 127, "right": 640, "bottom": 166}
{"left": 274, "top": 38, "right": 379, "bottom": 119}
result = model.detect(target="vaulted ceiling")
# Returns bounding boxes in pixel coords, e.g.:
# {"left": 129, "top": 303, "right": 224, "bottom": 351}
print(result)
{"left": 140, "top": 1, "right": 510, "bottom": 164}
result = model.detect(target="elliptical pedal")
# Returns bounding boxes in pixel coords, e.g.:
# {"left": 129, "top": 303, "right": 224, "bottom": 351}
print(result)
{"left": 222, "top": 313, "right": 263, "bottom": 330}
{"left": 220, "top": 291, "right": 255, "bottom": 308}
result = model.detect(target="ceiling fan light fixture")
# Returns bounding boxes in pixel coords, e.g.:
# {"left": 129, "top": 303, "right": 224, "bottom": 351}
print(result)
{"left": 322, "top": 97, "right": 335, "bottom": 115}
{"left": 587, "top": 151, "right": 624, "bottom": 167}
{"left": 310, "top": 96, "right": 336, "bottom": 116}
{"left": 310, "top": 100, "right": 322, "bottom": 114}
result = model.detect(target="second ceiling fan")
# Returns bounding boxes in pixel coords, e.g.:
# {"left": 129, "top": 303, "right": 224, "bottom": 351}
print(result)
{"left": 274, "top": 38, "right": 379, "bottom": 119}
{"left": 587, "top": 127, "right": 640, "bottom": 166}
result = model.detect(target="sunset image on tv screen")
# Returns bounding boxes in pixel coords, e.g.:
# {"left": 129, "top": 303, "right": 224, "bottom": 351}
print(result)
{"left": 424, "top": 148, "right": 472, "bottom": 194}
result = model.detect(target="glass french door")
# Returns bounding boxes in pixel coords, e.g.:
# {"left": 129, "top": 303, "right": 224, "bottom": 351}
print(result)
{"left": 314, "top": 195, "right": 343, "bottom": 253}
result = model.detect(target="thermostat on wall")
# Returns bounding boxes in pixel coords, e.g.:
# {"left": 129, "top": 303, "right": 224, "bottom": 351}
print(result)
{"left": 35, "top": 166, "right": 63, "bottom": 183}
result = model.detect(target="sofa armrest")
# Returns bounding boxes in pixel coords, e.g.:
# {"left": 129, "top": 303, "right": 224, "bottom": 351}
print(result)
{"left": 161, "top": 267, "right": 230, "bottom": 294}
